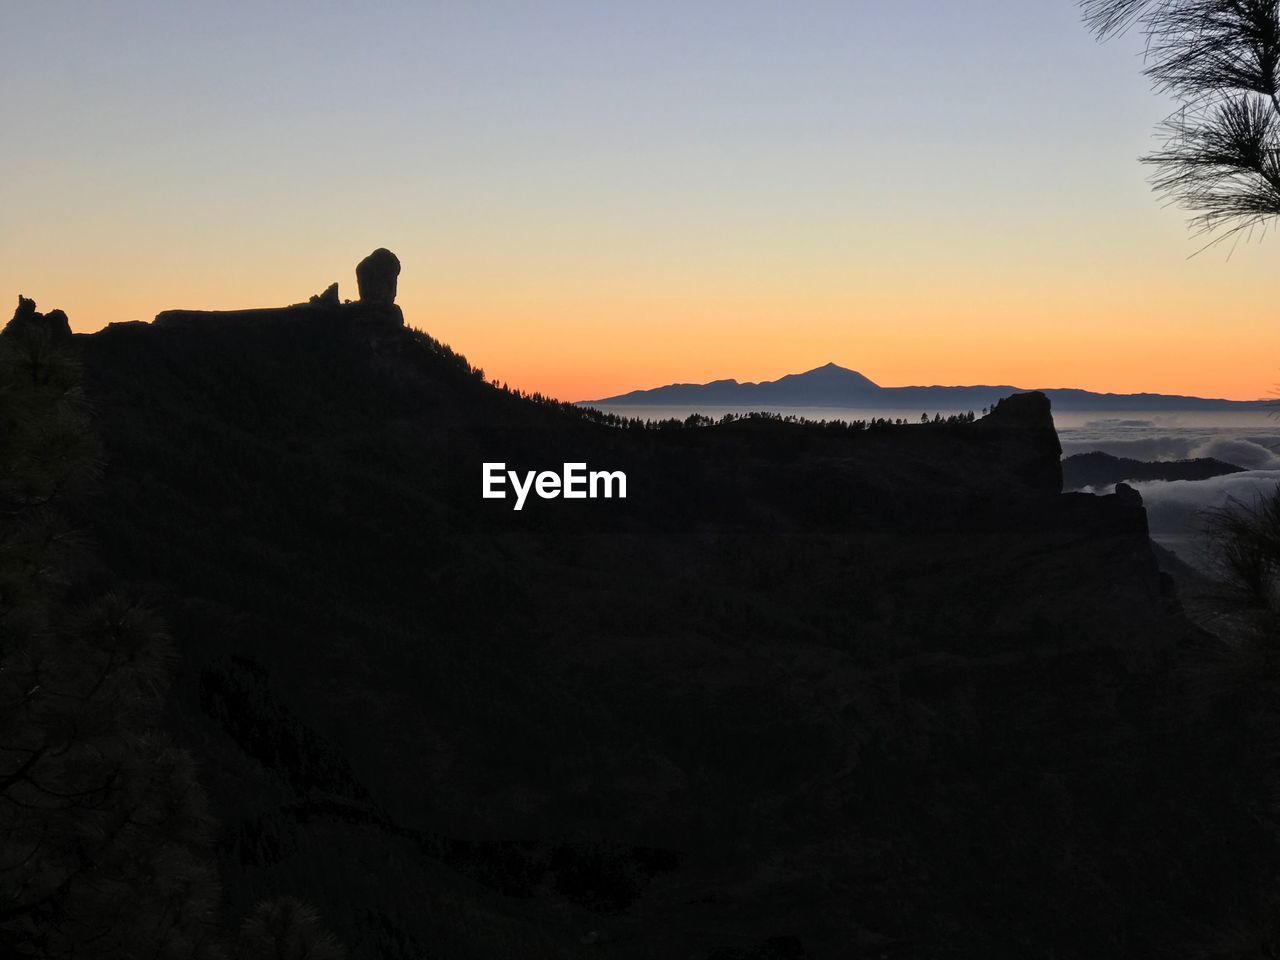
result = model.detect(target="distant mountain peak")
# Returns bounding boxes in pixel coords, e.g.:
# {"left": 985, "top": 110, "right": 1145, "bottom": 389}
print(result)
{"left": 582, "top": 363, "right": 884, "bottom": 405}
{"left": 790, "top": 363, "right": 880, "bottom": 387}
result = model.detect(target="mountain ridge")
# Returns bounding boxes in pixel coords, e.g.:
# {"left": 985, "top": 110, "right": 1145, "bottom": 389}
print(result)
{"left": 1062, "top": 451, "right": 1247, "bottom": 490}
{"left": 583, "top": 362, "right": 1267, "bottom": 411}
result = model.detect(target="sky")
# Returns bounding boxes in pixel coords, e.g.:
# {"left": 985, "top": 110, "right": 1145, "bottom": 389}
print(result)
{"left": 2, "top": 1, "right": 1278, "bottom": 402}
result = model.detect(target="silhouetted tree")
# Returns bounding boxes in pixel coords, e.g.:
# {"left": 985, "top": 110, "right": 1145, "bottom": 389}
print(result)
{"left": 1203, "top": 485, "right": 1280, "bottom": 621}
{"left": 1084, "top": 0, "right": 1280, "bottom": 243}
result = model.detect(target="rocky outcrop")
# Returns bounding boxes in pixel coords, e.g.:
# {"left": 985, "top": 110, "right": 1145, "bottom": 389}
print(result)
{"left": 154, "top": 251, "right": 403, "bottom": 329}
{"left": 355, "top": 248, "right": 400, "bottom": 305}
{"left": 973, "top": 391, "right": 1064, "bottom": 494}
{"left": 309, "top": 282, "right": 341, "bottom": 308}
{"left": 2, "top": 296, "right": 73, "bottom": 343}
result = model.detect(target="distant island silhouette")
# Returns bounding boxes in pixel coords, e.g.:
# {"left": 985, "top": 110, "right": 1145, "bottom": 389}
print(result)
{"left": 1061, "top": 451, "right": 1246, "bottom": 490}
{"left": 584, "top": 362, "right": 1268, "bottom": 412}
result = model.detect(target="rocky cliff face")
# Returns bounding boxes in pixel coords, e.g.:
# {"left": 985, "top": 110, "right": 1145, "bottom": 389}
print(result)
{"left": 29, "top": 271, "right": 1268, "bottom": 959}
{"left": 974, "top": 391, "right": 1064, "bottom": 493}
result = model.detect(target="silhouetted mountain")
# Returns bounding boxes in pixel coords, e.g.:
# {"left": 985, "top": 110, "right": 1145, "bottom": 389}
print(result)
{"left": 9, "top": 255, "right": 1280, "bottom": 959}
{"left": 601, "top": 362, "right": 882, "bottom": 407}
{"left": 1063, "top": 451, "right": 1246, "bottom": 490}
{"left": 586, "top": 363, "right": 1267, "bottom": 412}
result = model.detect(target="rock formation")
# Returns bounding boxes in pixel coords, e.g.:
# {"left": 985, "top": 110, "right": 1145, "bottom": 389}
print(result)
{"left": 974, "top": 391, "right": 1064, "bottom": 493}
{"left": 1114, "top": 480, "right": 1143, "bottom": 507}
{"left": 3, "top": 296, "right": 73, "bottom": 343}
{"left": 309, "top": 282, "right": 341, "bottom": 308}
{"left": 355, "top": 248, "right": 400, "bottom": 305}
{"left": 154, "top": 251, "right": 404, "bottom": 329}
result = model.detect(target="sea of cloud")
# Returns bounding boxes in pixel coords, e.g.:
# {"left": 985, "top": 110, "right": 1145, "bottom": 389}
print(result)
{"left": 1059, "top": 416, "right": 1280, "bottom": 469}
{"left": 1060, "top": 415, "right": 1280, "bottom": 564}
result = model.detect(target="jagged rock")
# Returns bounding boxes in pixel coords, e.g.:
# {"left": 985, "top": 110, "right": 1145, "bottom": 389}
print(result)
{"left": 3, "top": 296, "right": 73, "bottom": 343}
{"left": 1114, "top": 481, "right": 1142, "bottom": 506}
{"left": 7, "top": 295, "right": 38, "bottom": 333}
{"left": 309, "top": 283, "right": 340, "bottom": 308}
{"left": 355, "top": 249, "right": 400, "bottom": 305}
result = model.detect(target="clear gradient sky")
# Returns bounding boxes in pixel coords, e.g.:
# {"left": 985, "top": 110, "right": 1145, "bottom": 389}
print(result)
{"left": 2, "top": 1, "right": 1276, "bottom": 401}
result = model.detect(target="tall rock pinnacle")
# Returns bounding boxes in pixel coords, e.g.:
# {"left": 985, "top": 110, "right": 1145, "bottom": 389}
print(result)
{"left": 355, "top": 249, "right": 401, "bottom": 305}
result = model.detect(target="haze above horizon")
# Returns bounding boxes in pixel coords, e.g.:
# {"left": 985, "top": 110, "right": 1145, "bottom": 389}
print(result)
{"left": 3, "top": 1, "right": 1276, "bottom": 402}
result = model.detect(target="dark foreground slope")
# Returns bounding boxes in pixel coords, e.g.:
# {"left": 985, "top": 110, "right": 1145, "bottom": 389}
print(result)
{"left": 74, "top": 310, "right": 1276, "bottom": 959}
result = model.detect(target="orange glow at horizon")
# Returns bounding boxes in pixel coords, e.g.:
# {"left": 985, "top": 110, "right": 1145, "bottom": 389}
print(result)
{"left": 6, "top": 2, "right": 1277, "bottom": 409}
{"left": 22, "top": 247, "right": 1276, "bottom": 405}
{"left": 9, "top": 209, "right": 1278, "bottom": 405}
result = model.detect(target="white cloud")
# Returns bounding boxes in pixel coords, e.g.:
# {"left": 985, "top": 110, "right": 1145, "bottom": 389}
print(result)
{"left": 1057, "top": 416, "right": 1280, "bottom": 566}
{"left": 1186, "top": 438, "right": 1280, "bottom": 470}
{"left": 1059, "top": 422, "right": 1280, "bottom": 468}
{"left": 1123, "top": 471, "right": 1280, "bottom": 538}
